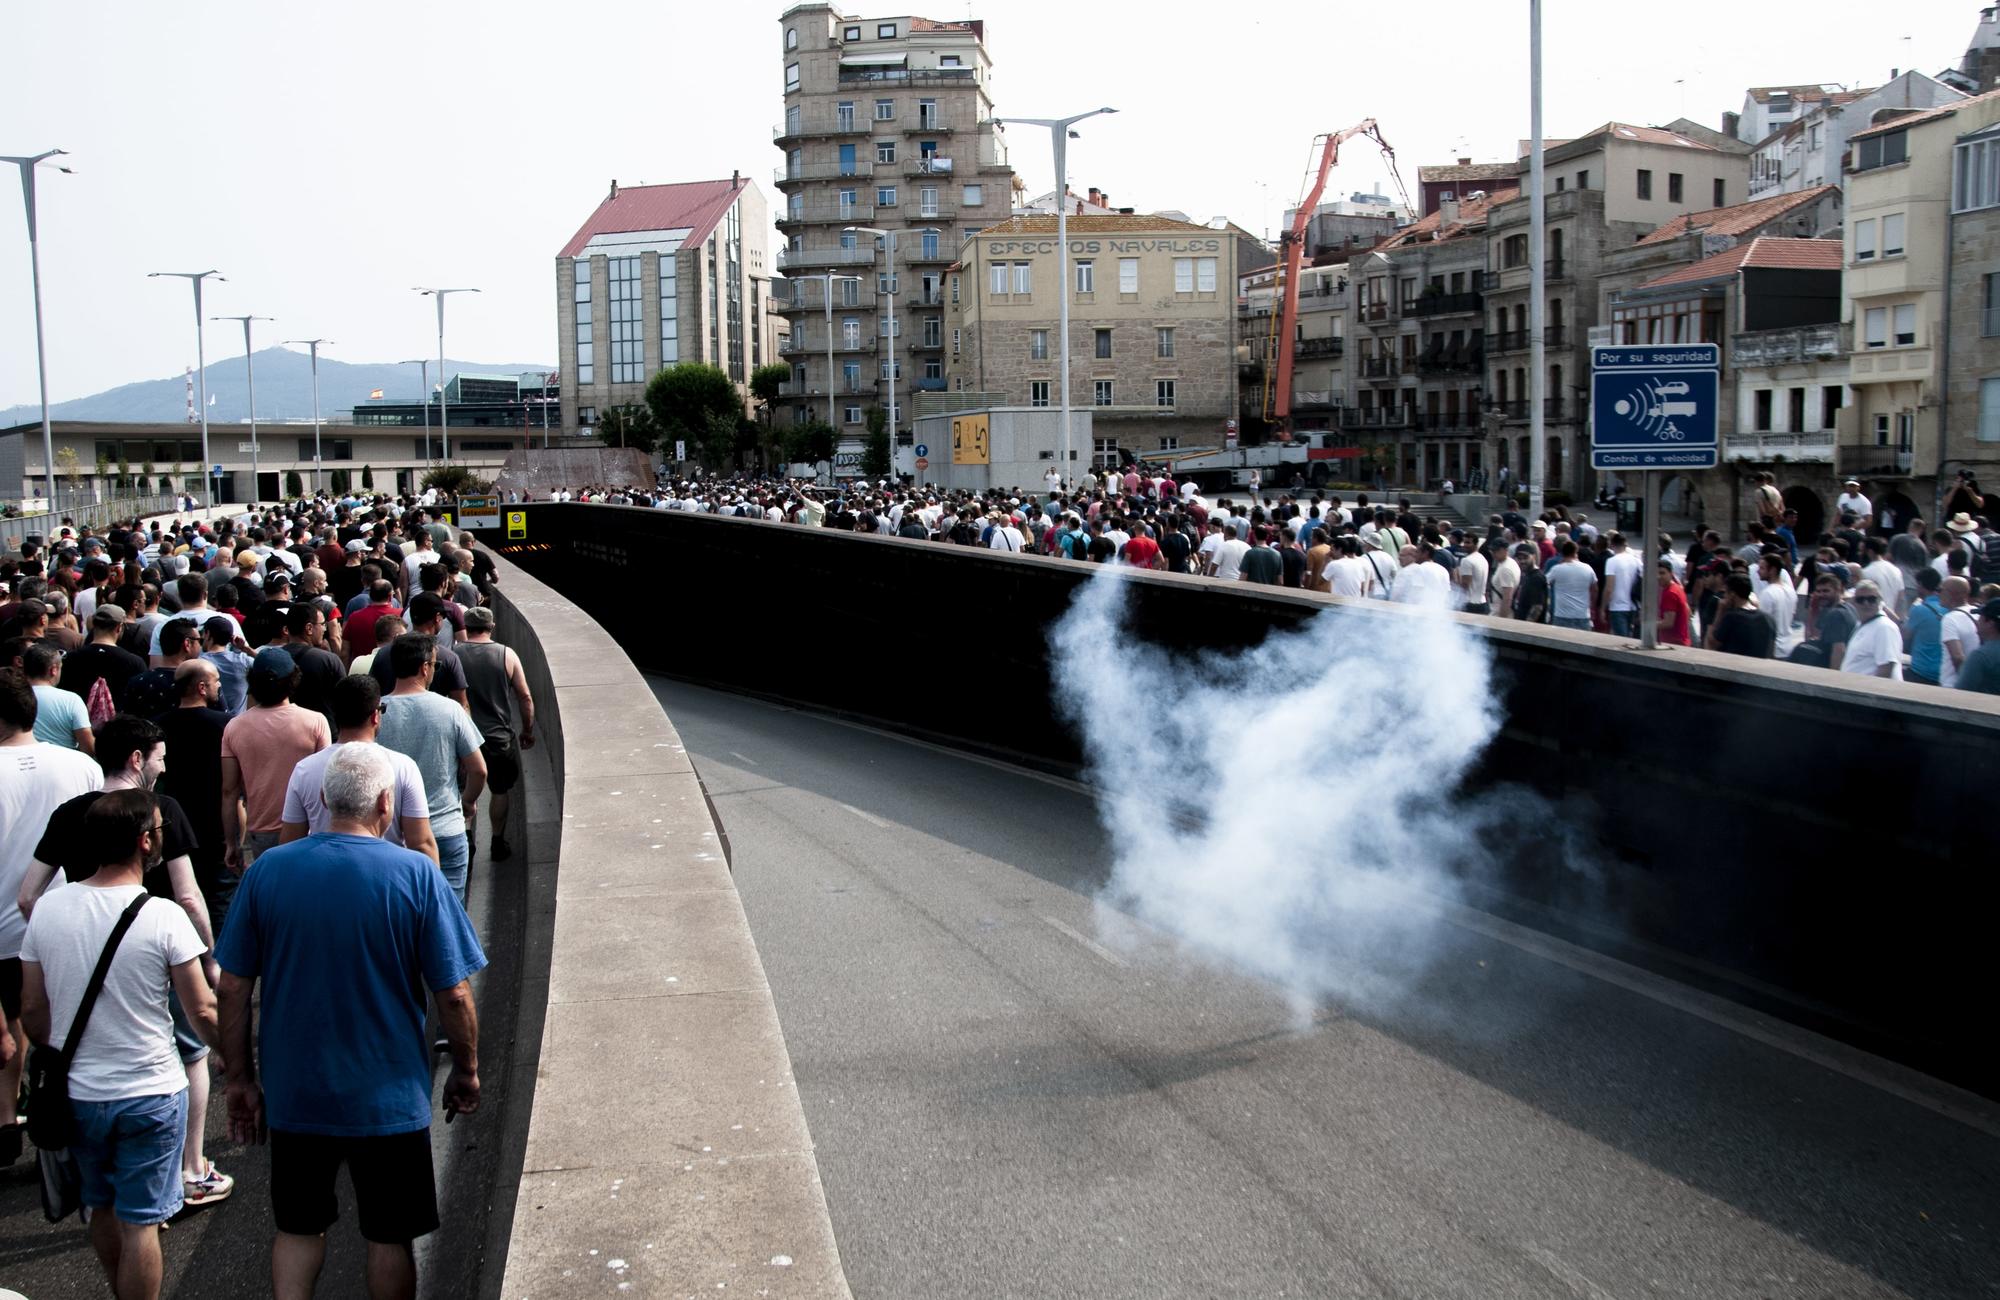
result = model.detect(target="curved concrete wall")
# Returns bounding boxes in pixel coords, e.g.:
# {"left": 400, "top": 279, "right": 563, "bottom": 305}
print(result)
{"left": 482, "top": 548, "right": 851, "bottom": 1297}
{"left": 497, "top": 503, "right": 2000, "bottom": 1098}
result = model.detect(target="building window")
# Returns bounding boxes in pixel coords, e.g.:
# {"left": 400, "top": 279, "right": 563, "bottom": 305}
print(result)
{"left": 876, "top": 138, "right": 897, "bottom": 163}
{"left": 1881, "top": 212, "right": 1905, "bottom": 258}
{"left": 836, "top": 100, "right": 856, "bottom": 131}
{"left": 1157, "top": 327, "right": 1174, "bottom": 359}
{"left": 841, "top": 360, "right": 862, "bottom": 390}
{"left": 1094, "top": 328, "right": 1111, "bottom": 359}
{"left": 1119, "top": 258, "right": 1139, "bottom": 294}
{"left": 1577, "top": 169, "right": 1590, "bottom": 189}
{"left": 1874, "top": 413, "right": 1890, "bottom": 447}
{"left": 1156, "top": 379, "right": 1176, "bottom": 408}
{"left": 952, "top": 327, "right": 960, "bottom": 355}
{"left": 990, "top": 263, "right": 1008, "bottom": 295}
{"left": 785, "top": 64, "right": 800, "bottom": 91}
{"left": 1855, "top": 130, "right": 1909, "bottom": 171}
{"left": 786, "top": 27, "right": 797, "bottom": 49}
{"left": 922, "top": 317, "right": 941, "bottom": 347}
{"left": 951, "top": 275, "right": 959, "bottom": 303}
{"left": 1980, "top": 379, "right": 2000, "bottom": 442}
{"left": 940, "top": 54, "right": 961, "bottom": 67}
{"left": 785, "top": 105, "right": 801, "bottom": 137}
{"left": 877, "top": 21, "right": 897, "bottom": 38}
{"left": 1555, "top": 176, "right": 1565, "bottom": 192}
{"left": 1668, "top": 172, "right": 1683, "bottom": 202}
{"left": 659, "top": 254, "right": 679, "bottom": 366}
{"left": 608, "top": 256, "right": 643, "bottom": 383}
{"left": 844, "top": 24, "right": 860, "bottom": 40}
{"left": 1986, "top": 274, "right": 2000, "bottom": 336}
{"left": 844, "top": 404, "right": 862, "bottom": 425}
{"left": 962, "top": 183, "right": 983, "bottom": 206}
{"left": 1896, "top": 412, "right": 1914, "bottom": 452}
{"left": 573, "top": 260, "right": 594, "bottom": 384}
{"left": 1093, "top": 437, "right": 1118, "bottom": 466}
{"left": 1714, "top": 178, "right": 1725, "bottom": 206}
{"left": 1855, "top": 219, "right": 1876, "bottom": 261}
{"left": 577, "top": 406, "right": 595, "bottom": 426}
{"left": 1029, "top": 381, "right": 1050, "bottom": 408}
{"left": 840, "top": 278, "right": 861, "bottom": 307}
{"left": 1094, "top": 380, "right": 1113, "bottom": 406}
{"left": 920, "top": 187, "right": 940, "bottom": 217}
{"left": 920, "top": 228, "right": 940, "bottom": 258}
{"left": 877, "top": 185, "right": 897, "bottom": 206}
{"left": 877, "top": 310, "right": 900, "bottom": 335}
{"left": 1636, "top": 169, "right": 1653, "bottom": 200}
{"left": 1823, "top": 386, "right": 1842, "bottom": 429}
{"left": 1172, "top": 257, "right": 1218, "bottom": 293}
{"left": 1753, "top": 389, "right": 1773, "bottom": 431}
{"left": 1075, "top": 260, "right": 1095, "bottom": 294}
{"left": 1159, "top": 437, "right": 1180, "bottom": 452}
{"left": 1011, "top": 262, "right": 1032, "bottom": 295}
{"left": 1893, "top": 303, "right": 1915, "bottom": 346}
{"left": 1956, "top": 137, "right": 2000, "bottom": 211}
{"left": 1029, "top": 328, "right": 1048, "bottom": 359}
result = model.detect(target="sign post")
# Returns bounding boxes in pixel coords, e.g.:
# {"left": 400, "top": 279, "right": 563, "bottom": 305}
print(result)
{"left": 1591, "top": 343, "right": 1719, "bottom": 650}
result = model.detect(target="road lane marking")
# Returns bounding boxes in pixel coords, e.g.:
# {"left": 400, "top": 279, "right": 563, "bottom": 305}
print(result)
{"left": 1042, "top": 915, "right": 1127, "bottom": 968}
{"left": 838, "top": 802, "right": 890, "bottom": 828}
{"left": 727, "top": 751, "right": 759, "bottom": 766}
{"left": 1522, "top": 1245, "right": 1622, "bottom": 1300}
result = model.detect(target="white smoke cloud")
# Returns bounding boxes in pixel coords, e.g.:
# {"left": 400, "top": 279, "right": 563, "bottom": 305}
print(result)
{"left": 1051, "top": 568, "right": 1513, "bottom": 1018}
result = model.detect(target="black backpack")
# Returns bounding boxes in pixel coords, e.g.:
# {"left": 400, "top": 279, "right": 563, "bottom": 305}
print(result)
{"left": 1976, "top": 531, "right": 2000, "bottom": 585}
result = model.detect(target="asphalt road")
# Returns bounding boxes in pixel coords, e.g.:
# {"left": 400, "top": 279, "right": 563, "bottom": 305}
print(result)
{"left": 656, "top": 677, "right": 2000, "bottom": 1300}
{"left": 0, "top": 811, "right": 528, "bottom": 1300}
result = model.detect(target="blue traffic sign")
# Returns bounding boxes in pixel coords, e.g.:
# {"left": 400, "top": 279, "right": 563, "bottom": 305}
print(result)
{"left": 914, "top": 443, "right": 928, "bottom": 458}
{"left": 1590, "top": 344, "right": 1720, "bottom": 470}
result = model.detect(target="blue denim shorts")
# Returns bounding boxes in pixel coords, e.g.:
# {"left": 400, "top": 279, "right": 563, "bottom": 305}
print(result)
{"left": 435, "top": 832, "right": 468, "bottom": 903}
{"left": 73, "top": 1090, "right": 188, "bottom": 1225}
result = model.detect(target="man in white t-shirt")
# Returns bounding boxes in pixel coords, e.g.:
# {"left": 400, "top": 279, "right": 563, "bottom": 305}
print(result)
{"left": 1755, "top": 553, "right": 1801, "bottom": 658}
{"left": 986, "top": 513, "right": 1026, "bottom": 552}
{"left": 1938, "top": 576, "right": 1980, "bottom": 689}
{"left": 1488, "top": 544, "right": 1521, "bottom": 617}
{"left": 1860, "top": 538, "right": 1906, "bottom": 616}
{"left": 1209, "top": 522, "right": 1251, "bottom": 581}
{"left": 1840, "top": 581, "right": 1903, "bottom": 680}
{"left": 1323, "top": 538, "right": 1374, "bottom": 598}
{"left": 1454, "top": 533, "right": 1491, "bottom": 614}
{"left": 1836, "top": 480, "right": 1873, "bottom": 525}
{"left": 0, "top": 667, "right": 103, "bottom": 1156}
{"left": 21, "top": 788, "right": 219, "bottom": 1270}
{"left": 279, "top": 675, "right": 437, "bottom": 860}
{"left": 1599, "top": 532, "right": 1644, "bottom": 636}
{"left": 1390, "top": 544, "right": 1453, "bottom": 608}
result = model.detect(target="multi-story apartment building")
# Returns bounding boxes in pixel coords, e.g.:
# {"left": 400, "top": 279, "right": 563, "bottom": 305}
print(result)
{"left": 1353, "top": 190, "right": 1510, "bottom": 488}
{"left": 1747, "top": 75, "right": 1964, "bottom": 200}
{"left": 1841, "top": 87, "right": 2000, "bottom": 512}
{"left": 946, "top": 214, "right": 1238, "bottom": 467}
{"left": 1731, "top": 85, "right": 1846, "bottom": 147}
{"left": 555, "top": 177, "right": 774, "bottom": 433}
{"left": 773, "top": 6, "right": 1015, "bottom": 441}
{"left": 1483, "top": 123, "right": 1751, "bottom": 499}
{"left": 1946, "top": 118, "right": 2000, "bottom": 489}
{"left": 1417, "top": 160, "right": 1517, "bottom": 217}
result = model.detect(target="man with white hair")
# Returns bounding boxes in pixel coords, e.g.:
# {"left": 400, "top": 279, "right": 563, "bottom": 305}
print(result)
{"left": 216, "top": 742, "right": 485, "bottom": 1300}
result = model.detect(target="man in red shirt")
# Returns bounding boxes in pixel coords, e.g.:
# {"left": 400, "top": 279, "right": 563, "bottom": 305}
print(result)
{"left": 1120, "top": 527, "right": 1162, "bottom": 570}
{"left": 1656, "top": 556, "right": 1692, "bottom": 646}
{"left": 342, "top": 580, "right": 402, "bottom": 666}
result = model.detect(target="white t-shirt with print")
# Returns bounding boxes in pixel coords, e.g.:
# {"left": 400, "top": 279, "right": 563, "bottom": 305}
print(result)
{"left": 21, "top": 885, "right": 203, "bottom": 1102}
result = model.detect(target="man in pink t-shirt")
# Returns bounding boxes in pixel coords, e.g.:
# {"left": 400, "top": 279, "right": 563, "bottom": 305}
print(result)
{"left": 221, "top": 647, "right": 330, "bottom": 873}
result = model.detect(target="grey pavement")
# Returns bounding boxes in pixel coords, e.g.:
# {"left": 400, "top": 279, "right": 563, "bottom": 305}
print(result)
{"left": 655, "top": 677, "right": 2000, "bottom": 1300}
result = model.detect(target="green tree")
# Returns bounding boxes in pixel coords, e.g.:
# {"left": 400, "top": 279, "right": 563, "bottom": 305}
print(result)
{"left": 141, "top": 460, "right": 156, "bottom": 497}
{"left": 779, "top": 419, "right": 838, "bottom": 468}
{"left": 361, "top": 464, "right": 375, "bottom": 491}
{"left": 596, "top": 404, "right": 660, "bottom": 456}
{"left": 330, "top": 468, "right": 351, "bottom": 494}
{"left": 860, "top": 406, "right": 891, "bottom": 478}
{"left": 750, "top": 363, "right": 791, "bottom": 471}
{"left": 285, "top": 469, "right": 304, "bottom": 499}
{"left": 645, "top": 363, "right": 740, "bottom": 466}
{"left": 116, "top": 457, "right": 131, "bottom": 492}
{"left": 421, "top": 465, "right": 493, "bottom": 496}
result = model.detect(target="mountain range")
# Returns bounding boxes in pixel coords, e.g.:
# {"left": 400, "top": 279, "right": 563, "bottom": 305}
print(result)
{"left": 1, "top": 349, "right": 555, "bottom": 428}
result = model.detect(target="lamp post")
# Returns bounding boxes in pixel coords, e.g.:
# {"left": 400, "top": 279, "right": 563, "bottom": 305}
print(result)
{"left": 993, "top": 108, "right": 1117, "bottom": 487}
{"left": 5, "top": 148, "right": 72, "bottom": 513}
{"left": 401, "top": 358, "right": 432, "bottom": 467}
{"left": 844, "top": 227, "right": 900, "bottom": 470}
{"left": 282, "top": 338, "right": 331, "bottom": 494}
{"left": 1527, "top": 0, "right": 1547, "bottom": 520}
{"left": 213, "top": 315, "right": 272, "bottom": 503}
{"left": 148, "top": 270, "right": 225, "bottom": 508}
{"left": 414, "top": 287, "right": 479, "bottom": 462}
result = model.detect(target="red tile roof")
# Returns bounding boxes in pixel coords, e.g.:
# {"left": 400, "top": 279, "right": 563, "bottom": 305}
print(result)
{"left": 1634, "top": 236, "right": 1841, "bottom": 291}
{"left": 1379, "top": 187, "right": 1518, "bottom": 248}
{"left": 1416, "top": 161, "right": 1517, "bottom": 184}
{"left": 1849, "top": 85, "right": 1996, "bottom": 140}
{"left": 1633, "top": 183, "right": 1838, "bottom": 246}
{"left": 558, "top": 179, "right": 744, "bottom": 258}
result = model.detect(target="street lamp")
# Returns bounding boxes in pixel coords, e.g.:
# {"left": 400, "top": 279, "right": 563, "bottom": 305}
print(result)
{"left": 844, "top": 227, "right": 899, "bottom": 470}
{"left": 790, "top": 271, "right": 864, "bottom": 430}
{"left": 282, "top": 338, "right": 332, "bottom": 494}
{"left": 213, "top": 314, "right": 272, "bottom": 503}
{"left": 401, "top": 359, "right": 433, "bottom": 466}
{"left": 414, "top": 287, "right": 479, "bottom": 462}
{"left": 5, "top": 148, "right": 72, "bottom": 513}
{"left": 149, "top": 270, "right": 225, "bottom": 508}
{"left": 993, "top": 108, "right": 1117, "bottom": 487}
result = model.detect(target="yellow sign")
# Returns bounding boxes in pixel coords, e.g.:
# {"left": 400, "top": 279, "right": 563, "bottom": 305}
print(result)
{"left": 506, "top": 510, "right": 527, "bottom": 539}
{"left": 952, "top": 412, "right": 990, "bottom": 466}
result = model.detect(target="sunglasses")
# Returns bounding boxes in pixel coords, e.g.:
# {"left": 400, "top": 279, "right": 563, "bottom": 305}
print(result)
{"left": 1854, "top": 596, "right": 1881, "bottom": 604}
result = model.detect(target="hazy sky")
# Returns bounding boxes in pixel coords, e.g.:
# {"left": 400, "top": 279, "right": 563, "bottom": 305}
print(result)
{"left": 0, "top": 0, "right": 1976, "bottom": 407}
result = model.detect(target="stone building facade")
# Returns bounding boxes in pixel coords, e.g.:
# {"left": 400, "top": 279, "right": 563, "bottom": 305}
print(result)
{"left": 1946, "top": 120, "right": 2000, "bottom": 494}
{"left": 947, "top": 214, "right": 1238, "bottom": 467}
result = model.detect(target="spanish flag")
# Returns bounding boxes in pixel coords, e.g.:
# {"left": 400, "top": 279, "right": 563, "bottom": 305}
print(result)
{"left": 368, "top": 388, "right": 384, "bottom": 400}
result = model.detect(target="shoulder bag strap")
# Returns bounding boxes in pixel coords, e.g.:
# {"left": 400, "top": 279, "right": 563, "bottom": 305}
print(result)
{"left": 61, "top": 894, "right": 152, "bottom": 1065}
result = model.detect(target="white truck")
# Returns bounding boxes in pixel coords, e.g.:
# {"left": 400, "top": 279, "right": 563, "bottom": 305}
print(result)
{"left": 1136, "top": 432, "right": 1359, "bottom": 492}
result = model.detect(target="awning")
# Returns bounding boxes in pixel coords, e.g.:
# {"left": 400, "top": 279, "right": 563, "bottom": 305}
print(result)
{"left": 840, "top": 52, "right": 908, "bottom": 66}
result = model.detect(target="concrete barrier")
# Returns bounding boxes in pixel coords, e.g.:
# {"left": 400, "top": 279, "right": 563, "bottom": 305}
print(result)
{"left": 495, "top": 502, "right": 2000, "bottom": 1098}
{"left": 481, "top": 546, "right": 851, "bottom": 1298}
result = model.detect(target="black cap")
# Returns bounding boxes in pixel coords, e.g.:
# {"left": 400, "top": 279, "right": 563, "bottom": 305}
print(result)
{"left": 1978, "top": 599, "right": 2000, "bottom": 623}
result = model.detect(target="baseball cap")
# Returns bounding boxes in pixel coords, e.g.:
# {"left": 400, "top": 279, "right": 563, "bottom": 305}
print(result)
{"left": 1979, "top": 599, "right": 2000, "bottom": 623}
{"left": 251, "top": 645, "right": 296, "bottom": 676}
{"left": 345, "top": 539, "right": 370, "bottom": 553}
{"left": 463, "top": 606, "right": 496, "bottom": 631}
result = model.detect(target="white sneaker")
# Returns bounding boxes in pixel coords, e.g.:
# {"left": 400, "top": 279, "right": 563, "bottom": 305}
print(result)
{"left": 183, "top": 1163, "right": 234, "bottom": 1207}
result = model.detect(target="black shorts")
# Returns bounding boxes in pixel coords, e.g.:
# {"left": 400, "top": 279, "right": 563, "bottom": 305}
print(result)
{"left": 480, "top": 733, "right": 520, "bottom": 796}
{"left": 0, "top": 957, "right": 18, "bottom": 1020}
{"left": 270, "top": 1127, "right": 438, "bottom": 1243}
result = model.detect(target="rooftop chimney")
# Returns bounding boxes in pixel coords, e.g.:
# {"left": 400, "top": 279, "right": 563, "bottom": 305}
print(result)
{"left": 732, "top": 169, "right": 741, "bottom": 189}
{"left": 1440, "top": 197, "right": 1461, "bottom": 227}
{"left": 1458, "top": 156, "right": 1471, "bottom": 166}
{"left": 1088, "top": 187, "right": 1102, "bottom": 205}
{"left": 609, "top": 179, "right": 619, "bottom": 201}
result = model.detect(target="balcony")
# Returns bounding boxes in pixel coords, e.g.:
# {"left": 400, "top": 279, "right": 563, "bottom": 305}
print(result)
{"left": 1340, "top": 407, "right": 1411, "bottom": 429}
{"left": 1496, "top": 397, "right": 1568, "bottom": 423}
{"left": 1730, "top": 323, "right": 1845, "bottom": 367}
{"left": 773, "top": 118, "right": 870, "bottom": 145}
{"left": 1417, "top": 354, "right": 1481, "bottom": 377}
{"left": 1407, "top": 291, "right": 1484, "bottom": 318}
{"left": 905, "top": 240, "right": 956, "bottom": 263}
{"left": 913, "top": 377, "right": 949, "bottom": 392}
{"left": 777, "top": 204, "right": 878, "bottom": 230}
{"left": 903, "top": 117, "right": 954, "bottom": 133}
{"left": 780, "top": 335, "right": 878, "bottom": 356}
{"left": 1987, "top": 307, "right": 2000, "bottom": 337}
{"left": 904, "top": 155, "right": 957, "bottom": 176}
{"left": 838, "top": 66, "right": 981, "bottom": 87}
{"left": 1360, "top": 301, "right": 1392, "bottom": 324}
{"left": 1410, "top": 413, "right": 1482, "bottom": 434}
{"left": 1725, "top": 431, "right": 1835, "bottom": 462}
{"left": 1295, "top": 335, "right": 1345, "bottom": 359}
{"left": 774, "top": 163, "right": 874, "bottom": 187}
{"left": 1488, "top": 327, "right": 1567, "bottom": 354}
{"left": 778, "top": 380, "right": 881, "bottom": 398}
{"left": 1479, "top": 270, "right": 1503, "bottom": 291}
{"left": 1361, "top": 357, "right": 1400, "bottom": 382}
{"left": 776, "top": 247, "right": 878, "bottom": 270}
{"left": 908, "top": 335, "right": 945, "bottom": 351}
{"left": 1293, "top": 390, "right": 1339, "bottom": 411}
{"left": 1838, "top": 443, "right": 1919, "bottom": 478}
{"left": 908, "top": 290, "right": 947, "bottom": 307}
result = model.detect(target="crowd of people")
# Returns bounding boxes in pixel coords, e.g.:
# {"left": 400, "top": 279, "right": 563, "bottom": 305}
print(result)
{"left": 0, "top": 495, "right": 536, "bottom": 1298}
{"left": 536, "top": 464, "right": 2000, "bottom": 694}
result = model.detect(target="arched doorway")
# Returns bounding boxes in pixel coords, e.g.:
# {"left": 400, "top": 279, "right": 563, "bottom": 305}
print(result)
{"left": 1661, "top": 476, "right": 1704, "bottom": 531}
{"left": 1873, "top": 489, "right": 1919, "bottom": 535}
{"left": 1782, "top": 485, "right": 1824, "bottom": 543}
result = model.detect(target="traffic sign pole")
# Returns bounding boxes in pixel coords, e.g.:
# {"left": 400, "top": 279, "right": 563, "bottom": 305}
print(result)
{"left": 1640, "top": 470, "right": 1660, "bottom": 650}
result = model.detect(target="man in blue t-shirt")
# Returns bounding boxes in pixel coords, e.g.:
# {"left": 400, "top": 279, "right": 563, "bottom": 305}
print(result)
{"left": 215, "top": 744, "right": 485, "bottom": 1297}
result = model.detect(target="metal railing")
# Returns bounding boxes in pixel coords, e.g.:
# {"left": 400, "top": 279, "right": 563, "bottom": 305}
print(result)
{"left": 774, "top": 163, "right": 875, "bottom": 186}
{"left": 776, "top": 247, "right": 878, "bottom": 270}
{"left": 1296, "top": 336, "right": 1345, "bottom": 358}
{"left": 2, "top": 492, "right": 184, "bottom": 534}
{"left": 1725, "top": 432, "right": 1835, "bottom": 461}
{"left": 777, "top": 204, "right": 878, "bottom": 227}
{"left": 774, "top": 118, "right": 871, "bottom": 142}
{"left": 1407, "top": 291, "right": 1484, "bottom": 318}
